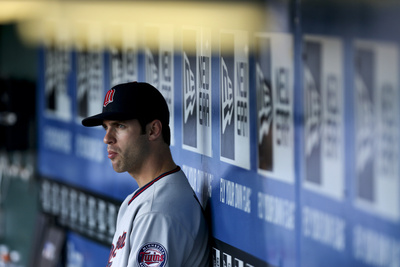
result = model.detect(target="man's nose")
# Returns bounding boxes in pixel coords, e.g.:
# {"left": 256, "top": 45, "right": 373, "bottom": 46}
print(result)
{"left": 103, "top": 129, "right": 115, "bottom": 144}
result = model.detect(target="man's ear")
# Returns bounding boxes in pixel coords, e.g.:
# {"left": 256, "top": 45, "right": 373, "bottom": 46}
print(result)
{"left": 147, "top": 119, "right": 162, "bottom": 141}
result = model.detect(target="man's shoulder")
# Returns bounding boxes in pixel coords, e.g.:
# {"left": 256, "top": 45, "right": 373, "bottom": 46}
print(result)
{"left": 121, "top": 169, "right": 202, "bottom": 219}
{"left": 155, "top": 170, "right": 197, "bottom": 201}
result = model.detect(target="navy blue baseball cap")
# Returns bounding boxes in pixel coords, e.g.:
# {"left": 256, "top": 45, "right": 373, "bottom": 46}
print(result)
{"left": 82, "top": 82, "right": 170, "bottom": 144}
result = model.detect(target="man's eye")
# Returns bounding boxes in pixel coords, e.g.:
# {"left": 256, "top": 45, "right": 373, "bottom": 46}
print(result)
{"left": 118, "top": 124, "right": 125, "bottom": 129}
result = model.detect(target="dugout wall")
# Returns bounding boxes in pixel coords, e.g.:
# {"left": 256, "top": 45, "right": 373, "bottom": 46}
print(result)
{"left": 35, "top": 1, "right": 400, "bottom": 266}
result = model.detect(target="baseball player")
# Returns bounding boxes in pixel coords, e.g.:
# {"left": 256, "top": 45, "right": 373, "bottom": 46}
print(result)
{"left": 82, "top": 82, "right": 210, "bottom": 267}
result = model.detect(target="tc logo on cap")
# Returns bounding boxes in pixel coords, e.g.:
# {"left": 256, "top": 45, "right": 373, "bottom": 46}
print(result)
{"left": 104, "top": 89, "right": 115, "bottom": 107}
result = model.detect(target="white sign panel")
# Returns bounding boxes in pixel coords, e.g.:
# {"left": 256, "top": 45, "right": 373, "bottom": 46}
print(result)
{"left": 182, "top": 27, "right": 212, "bottom": 156}
{"left": 144, "top": 25, "right": 175, "bottom": 146}
{"left": 220, "top": 30, "right": 250, "bottom": 170}
{"left": 354, "top": 40, "right": 400, "bottom": 221}
{"left": 255, "top": 33, "right": 295, "bottom": 183}
{"left": 303, "top": 35, "right": 345, "bottom": 200}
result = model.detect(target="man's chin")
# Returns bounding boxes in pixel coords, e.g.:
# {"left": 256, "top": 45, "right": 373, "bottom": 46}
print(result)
{"left": 111, "top": 163, "right": 125, "bottom": 173}
{"left": 113, "top": 168, "right": 125, "bottom": 173}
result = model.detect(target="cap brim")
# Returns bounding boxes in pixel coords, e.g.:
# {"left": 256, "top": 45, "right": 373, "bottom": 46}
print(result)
{"left": 82, "top": 112, "right": 136, "bottom": 127}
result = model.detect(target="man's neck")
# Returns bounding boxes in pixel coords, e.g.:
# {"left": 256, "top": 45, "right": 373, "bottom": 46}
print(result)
{"left": 130, "top": 152, "right": 177, "bottom": 188}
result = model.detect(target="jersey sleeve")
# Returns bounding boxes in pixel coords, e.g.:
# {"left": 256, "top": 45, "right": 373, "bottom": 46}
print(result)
{"left": 126, "top": 211, "right": 195, "bottom": 267}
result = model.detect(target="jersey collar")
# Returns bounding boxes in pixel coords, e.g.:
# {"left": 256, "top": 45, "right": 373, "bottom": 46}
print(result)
{"left": 128, "top": 166, "right": 181, "bottom": 205}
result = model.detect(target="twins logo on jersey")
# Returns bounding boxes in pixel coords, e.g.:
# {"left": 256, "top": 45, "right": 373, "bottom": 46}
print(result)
{"left": 137, "top": 242, "right": 168, "bottom": 267}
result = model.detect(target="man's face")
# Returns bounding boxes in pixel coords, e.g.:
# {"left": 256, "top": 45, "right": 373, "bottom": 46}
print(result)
{"left": 102, "top": 119, "right": 149, "bottom": 174}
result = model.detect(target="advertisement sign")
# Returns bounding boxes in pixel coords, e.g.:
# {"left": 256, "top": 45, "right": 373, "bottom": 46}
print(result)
{"left": 44, "top": 44, "right": 72, "bottom": 122}
{"left": 353, "top": 40, "right": 400, "bottom": 221}
{"left": 182, "top": 27, "right": 212, "bottom": 156}
{"left": 144, "top": 25, "right": 175, "bottom": 146}
{"left": 303, "top": 35, "right": 345, "bottom": 200}
{"left": 108, "top": 25, "right": 138, "bottom": 87}
{"left": 220, "top": 30, "right": 250, "bottom": 170}
{"left": 255, "top": 33, "right": 295, "bottom": 183}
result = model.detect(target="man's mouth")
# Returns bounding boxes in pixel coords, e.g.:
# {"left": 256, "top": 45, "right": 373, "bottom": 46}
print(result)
{"left": 107, "top": 150, "right": 118, "bottom": 159}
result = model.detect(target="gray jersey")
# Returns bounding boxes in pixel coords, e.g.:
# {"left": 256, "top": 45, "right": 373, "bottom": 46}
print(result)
{"left": 107, "top": 167, "right": 210, "bottom": 267}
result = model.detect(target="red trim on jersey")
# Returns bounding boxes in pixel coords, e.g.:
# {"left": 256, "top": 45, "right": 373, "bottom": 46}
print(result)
{"left": 128, "top": 166, "right": 181, "bottom": 205}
